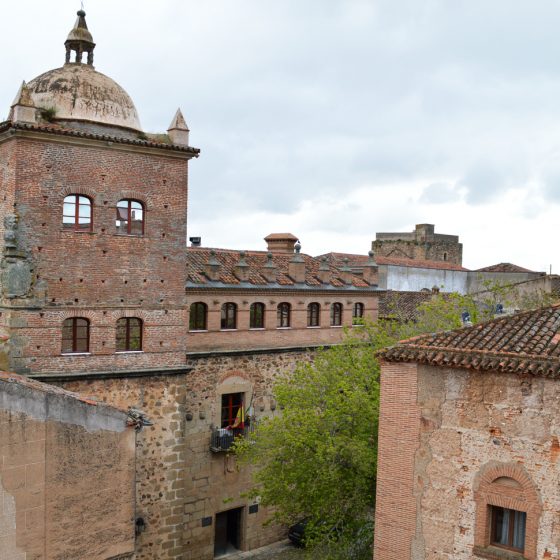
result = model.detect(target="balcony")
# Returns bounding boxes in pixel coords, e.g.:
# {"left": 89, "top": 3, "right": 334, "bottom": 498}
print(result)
{"left": 210, "top": 423, "right": 256, "bottom": 453}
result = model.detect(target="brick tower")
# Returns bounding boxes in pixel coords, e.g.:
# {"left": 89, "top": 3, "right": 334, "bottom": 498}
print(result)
{"left": 0, "top": 10, "right": 199, "bottom": 377}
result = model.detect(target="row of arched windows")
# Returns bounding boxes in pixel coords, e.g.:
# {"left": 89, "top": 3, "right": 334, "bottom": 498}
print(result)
{"left": 63, "top": 195, "right": 145, "bottom": 235}
{"left": 189, "top": 302, "right": 365, "bottom": 331}
{"left": 61, "top": 317, "right": 142, "bottom": 354}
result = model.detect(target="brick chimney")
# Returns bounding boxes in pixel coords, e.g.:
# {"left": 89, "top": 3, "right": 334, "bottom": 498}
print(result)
{"left": 234, "top": 251, "right": 250, "bottom": 282}
{"left": 288, "top": 243, "right": 306, "bottom": 283}
{"left": 362, "top": 250, "right": 378, "bottom": 285}
{"left": 338, "top": 258, "right": 353, "bottom": 285}
{"left": 317, "top": 256, "right": 331, "bottom": 284}
{"left": 265, "top": 233, "right": 298, "bottom": 253}
{"left": 204, "top": 250, "right": 221, "bottom": 281}
{"left": 262, "top": 252, "right": 277, "bottom": 283}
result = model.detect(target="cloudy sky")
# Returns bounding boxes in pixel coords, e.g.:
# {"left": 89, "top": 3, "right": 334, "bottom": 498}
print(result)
{"left": 2, "top": 1, "right": 559, "bottom": 271}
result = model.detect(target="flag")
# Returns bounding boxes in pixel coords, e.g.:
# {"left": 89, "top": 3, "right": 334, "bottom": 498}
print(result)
{"left": 231, "top": 405, "right": 245, "bottom": 429}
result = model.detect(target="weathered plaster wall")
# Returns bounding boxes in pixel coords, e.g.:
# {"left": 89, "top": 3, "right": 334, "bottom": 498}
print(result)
{"left": 382, "top": 265, "right": 468, "bottom": 293}
{"left": 0, "top": 373, "right": 136, "bottom": 560}
{"left": 375, "top": 361, "right": 560, "bottom": 560}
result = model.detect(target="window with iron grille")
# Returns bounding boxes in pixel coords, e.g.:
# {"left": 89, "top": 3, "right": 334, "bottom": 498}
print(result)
{"left": 221, "top": 303, "right": 237, "bottom": 330}
{"left": 277, "top": 303, "right": 291, "bottom": 328}
{"left": 221, "top": 393, "right": 244, "bottom": 428}
{"left": 491, "top": 506, "right": 526, "bottom": 553}
{"left": 62, "top": 318, "right": 90, "bottom": 353}
{"left": 189, "top": 302, "right": 208, "bottom": 330}
{"left": 307, "top": 302, "right": 320, "bottom": 327}
{"left": 352, "top": 302, "right": 365, "bottom": 324}
{"left": 250, "top": 302, "right": 265, "bottom": 329}
{"left": 63, "top": 195, "right": 92, "bottom": 232}
{"left": 116, "top": 200, "right": 144, "bottom": 235}
{"left": 116, "top": 317, "right": 143, "bottom": 351}
{"left": 331, "top": 303, "right": 343, "bottom": 326}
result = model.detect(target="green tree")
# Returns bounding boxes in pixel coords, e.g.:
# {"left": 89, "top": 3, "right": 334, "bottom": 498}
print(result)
{"left": 233, "top": 291, "right": 504, "bottom": 558}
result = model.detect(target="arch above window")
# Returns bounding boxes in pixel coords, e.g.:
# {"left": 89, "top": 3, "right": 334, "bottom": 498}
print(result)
{"left": 62, "top": 317, "right": 90, "bottom": 353}
{"left": 250, "top": 302, "right": 265, "bottom": 329}
{"left": 277, "top": 303, "right": 291, "bottom": 328}
{"left": 63, "top": 195, "right": 92, "bottom": 232}
{"left": 116, "top": 199, "right": 144, "bottom": 236}
{"left": 221, "top": 303, "right": 237, "bottom": 330}
{"left": 307, "top": 302, "right": 320, "bottom": 327}
{"left": 190, "top": 302, "right": 208, "bottom": 331}
{"left": 116, "top": 317, "right": 143, "bottom": 351}
{"left": 331, "top": 303, "right": 343, "bottom": 326}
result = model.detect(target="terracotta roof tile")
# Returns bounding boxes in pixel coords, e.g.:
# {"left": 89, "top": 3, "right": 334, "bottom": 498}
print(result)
{"left": 379, "top": 304, "right": 560, "bottom": 377}
{"left": 378, "top": 291, "right": 436, "bottom": 320}
{"left": 319, "top": 252, "right": 468, "bottom": 272}
{"left": 475, "top": 262, "right": 539, "bottom": 273}
{"left": 186, "top": 248, "right": 370, "bottom": 288}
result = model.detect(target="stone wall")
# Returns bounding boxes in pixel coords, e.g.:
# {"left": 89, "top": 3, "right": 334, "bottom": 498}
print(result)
{"left": 374, "top": 361, "right": 560, "bottom": 560}
{"left": 59, "top": 348, "right": 313, "bottom": 560}
{"left": 0, "top": 372, "right": 136, "bottom": 560}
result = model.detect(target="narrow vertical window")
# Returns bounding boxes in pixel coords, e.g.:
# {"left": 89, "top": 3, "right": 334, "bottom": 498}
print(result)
{"left": 116, "top": 317, "right": 143, "bottom": 351}
{"left": 62, "top": 317, "right": 90, "bottom": 353}
{"left": 277, "top": 303, "right": 291, "bottom": 328}
{"left": 221, "top": 393, "right": 244, "bottom": 429}
{"left": 63, "top": 195, "right": 92, "bottom": 231}
{"left": 221, "top": 303, "right": 237, "bottom": 330}
{"left": 250, "top": 303, "right": 265, "bottom": 329}
{"left": 352, "top": 302, "right": 365, "bottom": 324}
{"left": 330, "top": 303, "right": 343, "bottom": 326}
{"left": 189, "top": 302, "right": 208, "bottom": 331}
{"left": 307, "top": 303, "right": 320, "bottom": 327}
{"left": 116, "top": 200, "right": 144, "bottom": 235}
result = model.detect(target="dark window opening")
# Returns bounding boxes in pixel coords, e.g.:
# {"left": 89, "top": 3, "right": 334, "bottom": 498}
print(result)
{"left": 491, "top": 506, "right": 526, "bottom": 552}
{"left": 62, "top": 317, "right": 90, "bottom": 353}
{"left": 214, "top": 508, "right": 243, "bottom": 557}
{"left": 189, "top": 302, "right": 207, "bottom": 330}
{"left": 277, "top": 302, "right": 291, "bottom": 328}
{"left": 116, "top": 317, "right": 142, "bottom": 351}
{"left": 116, "top": 199, "right": 144, "bottom": 236}
{"left": 221, "top": 303, "right": 237, "bottom": 330}
{"left": 307, "top": 303, "right": 320, "bottom": 327}
{"left": 331, "top": 303, "right": 343, "bottom": 326}
{"left": 250, "top": 302, "right": 265, "bottom": 329}
{"left": 221, "top": 393, "right": 244, "bottom": 429}
{"left": 352, "top": 302, "right": 364, "bottom": 324}
{"left": 63, "top": 195, "right": 92, "bottom": 231}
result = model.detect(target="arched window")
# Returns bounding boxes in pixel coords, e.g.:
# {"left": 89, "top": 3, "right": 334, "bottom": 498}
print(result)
{"left": 189, "top": 302, "right": 208, "bottom": 331}
{"left": 277, "top": 303, "right": 291, "bottom": 328}
{"left": 352, "top": 302, "right": 365, "bottom": 325}
{"left": 307, "top": 303, "right": 320, "bottom": 327}
{"left": 250, "top": 302, "right": 265, "bottom": 329}
{"left": 116, "top": 199, "right": 144, "bottom": 235}
{"left": 330, "top": 303, "right": 343, "bottom": 326}
{"left": 443, "top": 252, "right": 448, "bottom": 261}
{"left": 62, "top": 317, "right": 90, "bottom": 353}
{"left": 116, "top": 317, "right": 143, "bottom": 351}
{"left": 63, "top": 195, "right": 92, "bottom": 231}
{"left": 221, "top": 303, "right": 237, "bottom": 330}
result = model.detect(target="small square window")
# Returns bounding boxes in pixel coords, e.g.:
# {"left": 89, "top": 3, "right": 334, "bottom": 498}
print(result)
{"left": 491, "top": 505, "right": 526, "bottom": 552}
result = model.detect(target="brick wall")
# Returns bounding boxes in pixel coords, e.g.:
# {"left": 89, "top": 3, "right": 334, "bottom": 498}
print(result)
{"left": 186, "top": 291, "right": 378, "bottom": 352}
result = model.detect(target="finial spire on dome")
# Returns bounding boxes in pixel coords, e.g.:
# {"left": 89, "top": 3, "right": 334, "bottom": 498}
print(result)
{"left": 65, "top": 9, "right": 96, "bottom": 66}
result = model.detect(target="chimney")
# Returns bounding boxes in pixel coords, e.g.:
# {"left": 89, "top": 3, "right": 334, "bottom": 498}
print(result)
{"left": 338, "top": 258, "right": 353, "bottom": 285}
{"left": 362, "top": 250, "right": 378, "bottom": 285}
{"left": 262, "top": 252, "right": 277, "bottom": 283}
{"left": 234, "top": 251, "right": 250, "bottom": 282}
{"left": 189, "top": 236, "right": 201, "bottom": 247}
{"left": 265, "top": 233, "right": 298, "bottom": 253}
{"left": 317, "top": 256, "right": 331, "bottom": 284}
{"left": 204, "top": 250, "right": 221, "bottom": 281}
{"left": 288, "top": 242, "right": 306, "bottom": 283}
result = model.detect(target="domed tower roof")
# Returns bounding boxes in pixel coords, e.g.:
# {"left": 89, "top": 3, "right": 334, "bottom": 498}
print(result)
{"left": 25, "top": 10, "right": 142, "bottom": 132}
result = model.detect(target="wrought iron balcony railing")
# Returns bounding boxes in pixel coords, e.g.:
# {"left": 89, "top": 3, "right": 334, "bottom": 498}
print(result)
{"left": 210, "top": 422, "right": 256, "bottom": 453}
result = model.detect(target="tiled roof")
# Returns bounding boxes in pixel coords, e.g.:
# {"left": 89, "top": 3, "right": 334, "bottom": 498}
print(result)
{"left": 380, "top": 304, "right": 560, "bottom": 377}
{"left": 319, "top": 252, "right": 468, "bottom": 272}
{"left": 378, "top": 291, "right": 435, "bottom": 321}
{"left": 185, "top": 248, "right": 371, "bottom": 288}
{"left": 475, "top": 262, "right": 539, "bottom": 273}
{"left": 0, "top": 120, "right": 200, "bottom": 154}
